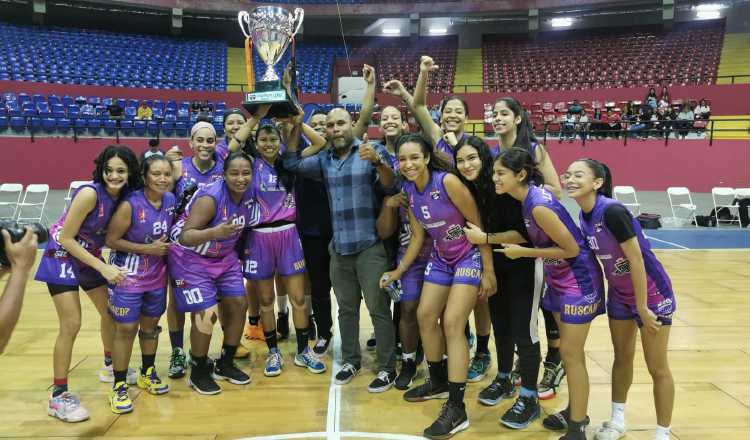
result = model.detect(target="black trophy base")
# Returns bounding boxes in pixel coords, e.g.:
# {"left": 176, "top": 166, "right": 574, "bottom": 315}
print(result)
{"left": 242, "top": 80, "right": 300, "bottom": 119}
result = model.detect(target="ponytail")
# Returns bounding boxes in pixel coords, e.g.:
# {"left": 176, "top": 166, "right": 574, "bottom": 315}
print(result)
{"left": 496, "top": 147, "right": 544, "bottom": 187}
{"left": 575, "top": 158, "right": 612, "bottom": 198}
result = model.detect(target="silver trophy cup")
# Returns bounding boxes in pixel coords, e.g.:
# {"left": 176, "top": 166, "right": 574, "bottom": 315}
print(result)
{"left": 238, "top": 6, "right": 304, "bottom": 118}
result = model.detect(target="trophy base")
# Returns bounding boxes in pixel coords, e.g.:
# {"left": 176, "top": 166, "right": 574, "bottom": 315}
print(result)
{"left": 242, "top": 80, "right": 300, "bottom": 119}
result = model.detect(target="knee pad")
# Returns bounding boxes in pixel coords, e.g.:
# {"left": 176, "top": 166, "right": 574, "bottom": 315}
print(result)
{"left": 138, "top": 325, "right": 162, "bottom": 340}
{"left": 193, "top": 309, "right": 218, "bottom": 335}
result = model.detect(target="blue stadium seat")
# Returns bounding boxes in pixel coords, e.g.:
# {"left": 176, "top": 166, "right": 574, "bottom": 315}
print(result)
{"left": 9, "top": 116, "right": 25, "bottom": 132}
{"left": 133, "top": 120, "right": 147, "bottom": 136}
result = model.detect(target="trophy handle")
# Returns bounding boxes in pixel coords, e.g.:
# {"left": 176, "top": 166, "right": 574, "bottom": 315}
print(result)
{"left": 237, "top": 11, "right": 251, "bottom": 39}
{"left": 292, "top": 8, "right": 304, "bottom": 38}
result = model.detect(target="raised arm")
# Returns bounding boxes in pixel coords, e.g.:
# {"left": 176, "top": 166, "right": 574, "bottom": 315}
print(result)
{"left": 412, "top": 56, "right": 443, "bottom": 145}
{"left": 300, "top": 123, "right": 328, "bottom": 158}
{"left": 228, "top": 104, "right": 271, "bottom": 153}
{"left": 353, "top": 64, "right": 377, "bottom": 139}
{"left": 443, "top": 174, "right": 496, "bottom": 298}
{"left": 383, "top": 79, "right": 417, "bottom": 115}
{"left": 58, "top": 188, "right": 127, "bottom": 284}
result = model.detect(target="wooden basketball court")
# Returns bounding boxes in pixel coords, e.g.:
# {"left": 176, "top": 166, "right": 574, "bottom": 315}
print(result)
{"left": 0, "top": 249, "right": 748, "bottom": 440}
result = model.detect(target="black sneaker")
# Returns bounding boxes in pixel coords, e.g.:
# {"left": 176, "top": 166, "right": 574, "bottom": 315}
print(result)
{"left": 312, "top": 337, "right": 330, "bottom": 355}
{"left": 395, "top": 358, "right": 417, "bottom": 390}
{"left": 423, "top": 401, "right": 469, "bottom": 440}
{"left": 559, "top": 419, "right": 589, "bottom": 440}
{"left": 403, "top": 379, "right": 449, "bottom": 402}
{"left": 334, "top": 363, "right": 360, "bottom": 385}
{"left": 478, "top": 375, "right": 516, "bottom": 406}
{"left": 277, "top": 311, "right": 290, "bottom": 340}
{"left": 500, "top": 395, "right": 540, "bottom": 429}
{"left": 368, "top": 370, "right": 396, "bottom": 393}
{"left": 308, "top": 315, "right": 317, "bottom": 341}
{"left": 542, "top": 408, "right": 591, "bottom": 431}
{"left": 366, "top": 332, "right": 376, "bottom": 351}
{"left": 188, "top": 359, "right": 220, "bottom": 395}
{"left": 213, "top": 358, "right": 251, "bottom": 385}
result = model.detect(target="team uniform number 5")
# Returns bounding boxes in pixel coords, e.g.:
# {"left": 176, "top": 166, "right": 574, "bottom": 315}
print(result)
{"left": 421, "top": 205, "right": 431, "bottom": 219}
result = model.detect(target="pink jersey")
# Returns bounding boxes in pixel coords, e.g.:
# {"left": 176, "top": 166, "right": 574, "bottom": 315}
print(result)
{"left": 252, "top": 157, "right": 296, "bottom": 225}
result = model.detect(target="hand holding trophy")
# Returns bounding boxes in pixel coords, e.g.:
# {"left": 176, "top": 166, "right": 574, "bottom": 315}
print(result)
{"left": 238, "top": 6, "right": 304, "bottom": 118}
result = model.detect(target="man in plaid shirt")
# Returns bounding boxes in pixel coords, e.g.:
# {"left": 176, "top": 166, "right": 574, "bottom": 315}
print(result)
{"left": 284, "top": 107, "right": 399, "bottom": 393}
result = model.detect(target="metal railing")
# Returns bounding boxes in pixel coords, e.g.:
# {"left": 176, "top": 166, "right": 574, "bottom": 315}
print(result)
{"left": 452, "top": 73, "right": 750, "bottom": 93}
{"left": 467, "top": 118, "right": 750, "bottom": 146}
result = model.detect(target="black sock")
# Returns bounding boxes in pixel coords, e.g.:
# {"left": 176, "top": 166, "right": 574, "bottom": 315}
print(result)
{"left": 427, "top": 360, "right": 447, "bottom": 386}
{"left": 265, "top": 329, "right": 278, "bottom": 350}
{"left": 448, "top": 381, "right": 466, "bottom": 408}
{"left": 546, "top": 346, "right": 561, "bottom": 364}
{"left": 295, "top": 327, "right": 309, "bottom": 354}
{"left": 169, "top": 330, "right": 183, "bottom": 350}
{"left": 567, "top": 418, "right": 588, "bottom": 435}
{"left": 113, "top": 369, "right": 128, "bottom": 384}
{"left": 141, "top": 354, "right": 156, "bottom": 374}
{"left": 52, "top": 384, "right": 68, "bottom": 397}
{"left": 191, "top": 355, "right": 208, "bottom": 370}
{"left": 476, "top": 334, "right": 490, "bottom": 354}
{"left": 220, "top": 344, "right": 237, "bottom": 362}
{"left": 248, "top": 315, "right": 260, "bottom": 326}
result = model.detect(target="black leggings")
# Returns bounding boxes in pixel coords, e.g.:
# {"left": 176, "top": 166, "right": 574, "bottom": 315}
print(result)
{"left": 301, "top": 234, "right": 333, "bottom": 339}
{"left": 489, "top": 256, "right": 543, "bottom": 391}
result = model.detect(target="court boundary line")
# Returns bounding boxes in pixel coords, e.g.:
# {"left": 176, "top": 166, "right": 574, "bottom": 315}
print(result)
{"left": 645, "top": 234, "right": 691, "bottom": 250}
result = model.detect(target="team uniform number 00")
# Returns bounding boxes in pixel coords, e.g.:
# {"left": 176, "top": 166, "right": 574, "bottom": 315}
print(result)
{"left": 183, "top": 287, "right": 204, "bottom": 305}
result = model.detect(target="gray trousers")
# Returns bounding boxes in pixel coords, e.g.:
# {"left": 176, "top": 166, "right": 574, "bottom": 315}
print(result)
{"left": 329, "top": 241, "right": 395, "bottom": 373}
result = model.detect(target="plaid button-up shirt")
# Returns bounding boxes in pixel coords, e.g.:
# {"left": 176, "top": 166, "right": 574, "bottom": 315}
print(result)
{"left": 283, "top": 139, "right": 394, "bottom": 255}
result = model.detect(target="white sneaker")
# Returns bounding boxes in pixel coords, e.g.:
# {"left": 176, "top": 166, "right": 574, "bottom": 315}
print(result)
{"left": 47, "top": 391, "right": 90, "bottom": 423}
{"left": 98, "top": 364, "right": 137, "bottom": 385}
{"left": 595, "top": 421, "right": 626, "bottom": 440}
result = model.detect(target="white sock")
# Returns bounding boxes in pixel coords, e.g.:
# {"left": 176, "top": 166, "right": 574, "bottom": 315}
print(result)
{"left": 305, "top": 294, "right": 312, "bottom": 316}
{"left": 655, "top": 425, "right": 670, "bottom": 440}
{"left": 402, "top": 351, "right": 416, "bottom": 361}
{"left": 276, "top": 295, "right": 288, "bottom": 314}
{"left": 611, "top": 402, "right": 626, "bottom": 427}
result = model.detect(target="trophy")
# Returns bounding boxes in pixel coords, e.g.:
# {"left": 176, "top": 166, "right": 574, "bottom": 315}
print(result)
{"left": 238, "top": 6, "right": 304, "bottom": 118}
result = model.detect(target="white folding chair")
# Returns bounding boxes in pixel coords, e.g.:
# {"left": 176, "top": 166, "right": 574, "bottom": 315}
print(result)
{"left": 16, "top": 184, "right": 50, "bottom": 224}
{"left": 666, "top": 187, "right": 697, "bottom": 227}
{"left": 736, "top": 188, "right": 750, "bottom": 199}
{"left": 613, "top": 185, "right": 641, "bottom": 215}
{"left": 711, "top": 187, "right": 739, "bottom": 227}
{"left": 0, "top": 183, "right": 23, "bottom": 219}
{"left": 64, "top": 180, "right": 92, "bottom": 212}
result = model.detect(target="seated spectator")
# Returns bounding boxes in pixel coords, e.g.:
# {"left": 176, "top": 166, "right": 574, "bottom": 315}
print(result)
{"left": 191, "top": 100, "right": 202, "bottom": 114}
{"left": 645, "top": 87, "right": 658, "bottom": 110}
{"left": 561, "top": 112, "right": 577, "bottom": 142}
{"left": 659, "top": 85, "right": 670, "bottom": 103}
{"left": 136, "top": 102, "right": 153, "bottom": 120}
{"left": 591, "top": 108, "right": 605, "bottom": 140}
{"left": 139, "top": 139, "right": 165, "bottom": 163}
{"left": 694, "top": 99, "right": 711, "bottom": 120}
{"left": 606, "top": 109, "right": 622, "bottom": 139}
{"left": 107, "top": 102, "right": 124, "bottom": 121}
{"left": 79, "top": 102, "right": 95, "bottom": 117}
{"left": 676, "top": 104, "right": 694, "bottom": 139}
{"left": 577, "top": 112, "right": 589, "bottom": 141}
{"left": 568, "top": 100, "right": 583, "bottom": 115}
{"left": 200, "top": 100, "right": 212, "bottom": 113}
{"left": 650, "top": 109, "right": 664, "bottom": 138}
{"left": 657, "top": 96, "right": 670, "bottom": 112}
{"left": 663, "top": 107, "right": 678, "bottom": 139}
{"left": 74, "top": 95, "right": 87, "bottom": 106}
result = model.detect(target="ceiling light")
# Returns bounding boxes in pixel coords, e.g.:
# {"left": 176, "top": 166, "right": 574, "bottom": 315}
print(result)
{"left": 694, "top": 3, "right": 726, "bottom": 11}
{"left": 550, "top": 17, "right": 573, "bottom": 28}
{"left": 382, "top": 28, "right": 400, "bottom": 35}
{"left": 696, "top": 10, "right": 721, "bottom": 19}
{"left": 429, "top": 27, "right": 447, "bottom": 35}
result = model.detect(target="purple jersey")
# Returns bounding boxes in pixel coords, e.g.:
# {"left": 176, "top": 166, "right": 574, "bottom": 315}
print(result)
{"left": 174, "top": 157, "right": 224, "bottom": 197}
{"left": 397, "top": 206, "right": 433, "bottom": 263}
{"left": 215, "top": 138, "right": 230, "bottom": 161}
{"left": 403, "top": 171, "right": 474, "bottom": 265}
{"left": 253, "top": 157, "right": 296, "bottom": 224}
{"left": 173, "top": 180, "right": 260, "bottom": 258}
{"left": 435, "top": 136, "right": 461, "bottom": 167}
{"left": 522, "top": 185, "right": 602, "bottom": 297}
{"left": 110, "top": 190, "right": 176, "bottom": 292}
{"left": 579, "top": 195, "right": 674, "bottom": 306}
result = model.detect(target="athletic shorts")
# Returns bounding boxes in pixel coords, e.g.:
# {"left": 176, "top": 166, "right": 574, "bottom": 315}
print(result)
{"left": 36, "top": 251, "right": 107, "bottom": 295}
{"left": 168, "top": 247, "right": 245, "bottom": 313}
{"left": 424, "top": 247, "right": 482, "bottom": 288}
{"left": 542, "top": 286, "right": 605, "bottom": 324}
{"left": 242, "top": 224, "right": 305, "bottom": 280}
{"left": 607, "top": 295, "right": 676, "bottom": 326}
{"left": 108, "top": 287, "right": 167, "bottom": 323}
{"left": 400, "top": 259, "right": 428, "bottom": 302}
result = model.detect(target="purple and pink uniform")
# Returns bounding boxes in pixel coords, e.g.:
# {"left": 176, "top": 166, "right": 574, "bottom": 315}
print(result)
{"left": 523, "top": 185, "right": 604, "bottom": 323}
{"left": 435, "top": 136, "right": 462, "bottom": 167}
{"left": 403, "top": 171, "right": 482, "bottom": 287}
{"left": 174, "top": 156, "right": 224, "bottom": 198}
{"left": 580, "top": 195, "right": 676, "bottom": 325}
{"left": 168, "top": 180, "right": 260, "bottom": 313}
{"left": 215, "top": 138, "right": 230, "bottom": 161}
{"left": 396, "top": 206, "right": 433, "bottom": 301}
{"left": 35, "top": 182, "right": 115, "bottom": 291}
{"left": 242, "top": 157, "right": 305, "bottom": 280}
{"left": 108, "top": 190, "right": 176, "bottom": 323}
